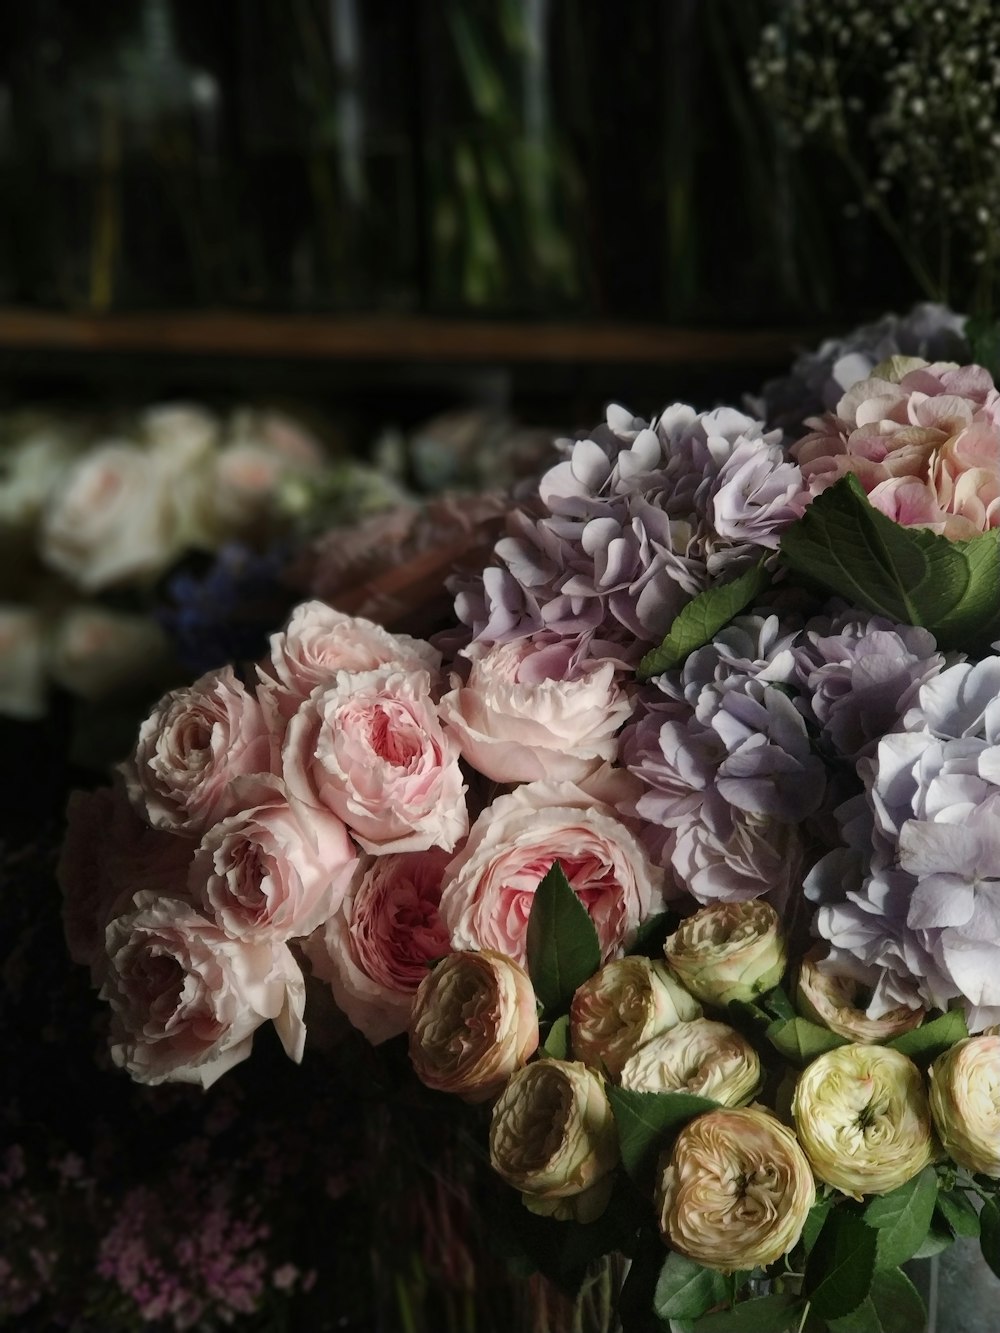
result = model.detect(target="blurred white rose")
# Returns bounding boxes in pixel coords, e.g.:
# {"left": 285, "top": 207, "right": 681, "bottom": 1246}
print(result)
{"left": 0, "top": 430, "right": 78, "bottom": 529}
{"left": 48, "top": 605, "right": 171, "bottom": 700}
{"left": 0, "top": 605, "right": 48, "bottom": 719}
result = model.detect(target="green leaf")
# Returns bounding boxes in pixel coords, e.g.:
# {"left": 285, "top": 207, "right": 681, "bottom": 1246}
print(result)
{"left": 637, "top": 562, "right": 771, "bottom": 680}
{"left": 627, "top": 911, "right": 679, "bottom": 959}
{"left": 609, "top": 1086, "right": 717, "bottom": 1187}
{"left": 863, "top": 1167, "right": 938, "bottom": 1268}
{"left": 653, "top": 1252, "right": 729, "bottom": 1322}
{"left": 779, "top": 474, "right": 1000, "bottom": 651}
{"left": 805, "top": 1210, "right": 878, "bottom": 1319}
{"left": 827, "top": 1267, "right": 926, "bottom": 1333}
{"left": 692, "top": 1293, "right": 801, "bottom": 1332}
{"left": 766, "top": 1016, "right": 849, "bottom": 1066}
{"left": 911, "top": 1222, "right": 955, "bottom": 1260}
{"left": 759, "top": 986, "right": 796, "bottom": 1021}
{"left": 541, "top": 1013, "right": 570, "bottom": 1060}
{"left": 525, "top": 861, "right": 601, "bottom": 1016}
{"left": 887, "top": 1008, "right": 969, "bottom": 1061}
{"left": 935, "top": 1188, "right": 981, "bottom": 1239}
{"left": 801, "top": 1196, "right": 834, "bottom": 1256}
{"left": 979, "top": 1196, "right": 1000, "bottom": 1279}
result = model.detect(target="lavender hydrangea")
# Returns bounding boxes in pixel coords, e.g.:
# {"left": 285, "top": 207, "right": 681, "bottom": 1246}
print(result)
{"left": 750, "top": 303, "right": 969, "bottom": 437}
{"left": 811, "top": 656, "right": 1000, "bottom": 1030}
{"left": 454, "top": 403, "right": 809, "bottom": 660}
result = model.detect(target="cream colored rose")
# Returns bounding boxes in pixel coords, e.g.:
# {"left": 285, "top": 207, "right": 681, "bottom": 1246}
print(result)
{"left": 570, "top": 957, "right": 701, "bottom": 1077}
{"left": 929, "top": 1036, "right": 1000, "bottom": 1177}
{"left": 664, "top": 900, "right": 787, "bottom": 1007}
{"left": 657, "top": 1107, "right": 815, "bottom": 1271}
{"left": 619, "top": 1018, "right": 761, "bottom": 1107}
{"left": 409, "top": 951, "right": 539, "bottom": 1103}
{"left": 792, "top": 1044, "right": 936, "bottom": 1198}
{"left": 0, "top": 430, "right": 78, "bottom": 529}
{"left": 0, "top": 605, "right": 47, "bottom": 719}
{"left": 489, "top": 1060, "right": 619, "bottom": 1222}
{"left": 48, "top": 605, "right": 170, "bottom": 700}
{"left": 797, "top": 949, "right": 925, "bottom": 1043}
{"left": 439, "top": 636, "right": 633, "bottom": 784}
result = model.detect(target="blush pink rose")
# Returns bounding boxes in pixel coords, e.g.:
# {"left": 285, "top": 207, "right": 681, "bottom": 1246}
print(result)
{"left": 101, "top": 891, "right": 305, "bottom": 1088}
{"left": 439, "top": 776, "right": 666, "bottom": 964}
{"left": 303, "top": 848, "right": 452, "bottom": 1043}
{"left": 122, "top": 666, "right": 276, "bottom": 837}
{"left": 283, "top": 667, "right": 467, "bottom": 854}
{"left": 59, "top": 780, "right": 194, "bottom": 977}
{"left": 188, "top": 781, "right": 356, "bottom": 943}
{"left": 439, "top": 636, "right": 633, "bottom": 783}
{"left": 260, "top": 601, "right": 441, "bottom": 727}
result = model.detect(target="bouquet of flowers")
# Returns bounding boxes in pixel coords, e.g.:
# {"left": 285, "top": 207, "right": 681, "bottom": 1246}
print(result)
{"left": 63, "top": 324, "right": 1000, "bottom": 1331}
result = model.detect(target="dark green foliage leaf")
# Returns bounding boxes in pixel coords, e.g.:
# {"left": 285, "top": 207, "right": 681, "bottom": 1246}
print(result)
{"left": 692, "top": 1293, "right": 801, "bottom": 1332}
{"left": 627, "top": 911, "right": 679, "bottom": 959}
{"left": 637, "top": 562, "right": 771, "bottom": 680}
{"left": 766, "top": 1016, "right": 849, "bottom": 1065}
{"left": 935, "top": 1188, "right": 981, "bottom": 1239}
{"left": 805, "top": 1210, "right": 878, "bottom": 1319}
{"left": 779, "top": 474, "right": 1000, "bottom": 651}
{"left": 801, "top": 1196, "right": 834, "bottom": 1256}
{"left": 759, "top": 986, "right": 796, "bottom": 1021}
{"left": 979, "top": 1196, "right": 1000, "bottom": 1279}
{"left": 525, "top": 861, "right": 601, "bottom": 1016}
{"left": 609, "top": 1086, "right": 717, "bottom": 1187}
{"left": 827, "top": 1267, "right": 926, "bottom": 1333}
{"left": 863, "top": 1167, "right": 938, "bottom": 1268}
{"left": 653, "top": 1253, "right": 729, "bottom": 1321}
{"left": 541, "top": 1013, "right": 570, "bottom": 1060}
{"left": 887, "top": 1008, "right": 969, "bottom": 1061}
{"left": 911, "top": 1221, "right": 956, "bottom": 1260}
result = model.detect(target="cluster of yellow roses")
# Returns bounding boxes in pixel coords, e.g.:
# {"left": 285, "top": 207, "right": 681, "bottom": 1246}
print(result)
{"left": 406, "top": 897, "right": 1000, "bottom": 1274}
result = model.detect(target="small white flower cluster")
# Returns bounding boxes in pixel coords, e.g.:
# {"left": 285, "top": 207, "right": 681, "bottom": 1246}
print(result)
{"left": 750, "top": 0, "right": 1000, "bottom": 291}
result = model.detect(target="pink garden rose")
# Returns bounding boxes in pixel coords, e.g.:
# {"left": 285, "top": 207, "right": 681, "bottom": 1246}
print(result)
{"left": 101, "top": 891, "right": 305, "bottom": 1088}
{"left": 794, "top": 358, "right": 1000, "bottom": 537}
{"left": 188, "top": 780, "right": 356, "bottom": 944}
{"left": 439, "top": 774, "right": 666, "bottom": 963}
{"left": 439, "top": 635, "right": 633, "bottom": 783}
{"left": 122, "top": 666, "right": 276, "bottom": 837}
{"left": 283, "top": 667, "right": 467, "bottom": 854}
{"left": 260, "top": 601, "right": 441, "bottom": 725}
{"left": 59, "top": 781, "right": 193, "bottom": 976}
{"left": 303, "top": 848, "right": 451, "bottom": 1043}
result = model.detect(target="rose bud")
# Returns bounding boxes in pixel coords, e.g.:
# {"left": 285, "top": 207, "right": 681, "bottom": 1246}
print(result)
{"left": 929, "top": 1036, "right": 1000, "bottom": 1177}
{"left": 664, "top": 900, "right": 787, "bottom": 1008}
{"left": 619, "top": 1018, "right": 761, "bottom": 1107}
{"left": 409, "top": 951, "right": 539, "bottom": 1103}
{"left": 657, "top": 1107, "right": 815, "bottom": 1271}
{"left": 489, "top": 1061, "right": 619, "bottom": 1223}
{"left": 570, "top": 957, "right": 702, "bottom": 1078}
{"left": 796, "top": 949, "right": 925, "bottom": 1043}
{"left": 792, "top": 1044, "right": 936, "bottom": 1198}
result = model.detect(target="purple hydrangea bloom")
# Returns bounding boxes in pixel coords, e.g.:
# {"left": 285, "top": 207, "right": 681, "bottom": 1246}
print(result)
{"left": 453, "top": 403, "right": 808, "bottom": 660}
{"left": 749, "top": 303, "right": 969, "bottom": 436}
{"left": 813, "top": 657, "right": 1000, "bottom": 1030}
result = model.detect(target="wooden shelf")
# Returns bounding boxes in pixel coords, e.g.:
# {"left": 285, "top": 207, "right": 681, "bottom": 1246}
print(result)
{"left": 0, "top": 309, "right": 819, "bottom": 366}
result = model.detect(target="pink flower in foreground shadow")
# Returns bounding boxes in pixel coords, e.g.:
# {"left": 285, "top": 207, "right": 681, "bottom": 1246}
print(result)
{"left": 283, "top": 667, "right": 467, "bottom": 854}
{"left": 303, "top": 848, "right": 452, "bottom": 1043}
{"left": 122, "top": 666, "right": 276, "bottom": 837}
{"left": 101, "top": 892, "right": 305, "bottom": 1088}
{"left": 439, "top": 771, "right": 666, "bottom": 964}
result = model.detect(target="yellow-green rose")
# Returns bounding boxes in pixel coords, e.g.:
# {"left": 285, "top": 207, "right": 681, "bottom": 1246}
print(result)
{"left": 657, "top": 1107, "right": 815, "bottom": 1271}
{"left": 792, "top": 1044, "right": 935, "bottom": 1198}
{"left": 664, "top": 901, "right": 787, "bottom": 1007}
{"left": 570, "top": 956, "right": 701, "bottom": 1077}
{"left": 619, "top": 1018, "right": 760, "bottom": 1106}
{"left": 796, "top": 949, "right": 925, "bottom": 1043}
{"left": 409, "top": 950, "right": 539, "bottom": 1103}
{"left": 929, "top": 1036, "right": 1000, "bottom": 1177}
{"left": 489, "top": 1060, "right": 619, "bottom": 1222}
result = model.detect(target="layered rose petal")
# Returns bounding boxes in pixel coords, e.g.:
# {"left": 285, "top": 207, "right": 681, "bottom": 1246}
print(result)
{"left": 570, "top": 956, "right": 701, "bottom": 1077}
{"left": 620, "top": 1017, "right": 761, "bottom": 1105}
{"left": 929, "top": 1036, "right": 1000, "bottom": 1177}
{"left": 665, "top": 900, "right": 787, "bottom": 1007}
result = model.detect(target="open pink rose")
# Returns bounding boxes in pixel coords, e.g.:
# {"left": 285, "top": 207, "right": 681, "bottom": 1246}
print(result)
{"left": 188, "top": 781, "right": 356, "bottom": 943}
{"left": 439, "top": 635, "right": 633, "bottom": 783}
{"left": 283, "top": 667, "right": 467, "bottom": 854}
{"left": 303, "top": 848, "right": 452, "bottom": 1043}
{"left": 101, "top": 892, "right": 306, "bottom": 1088}
{"left": 59, "top": 781, "right": 194, "bottom": 976}
{"left": 439, "top": 777, "right": 666, "bottom": 963}
{"left": 122, "top": 666, "right": 276, "bottom": 837}
{"left": 260, "top": 601, "right": 441, "bottom": 727}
